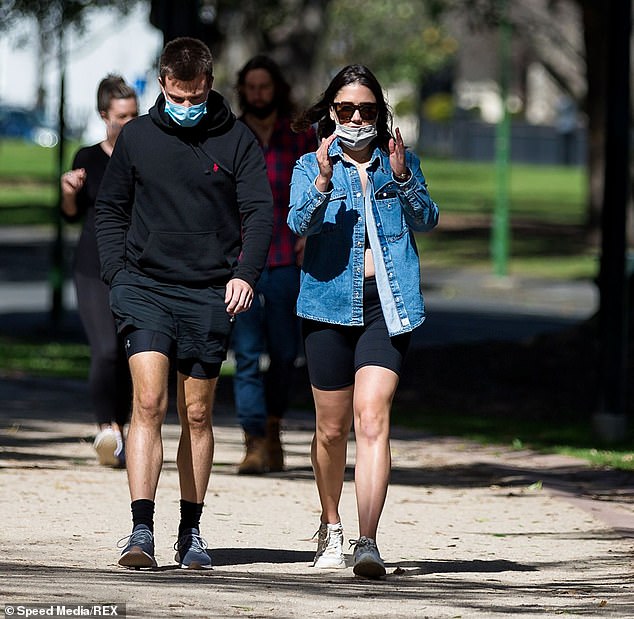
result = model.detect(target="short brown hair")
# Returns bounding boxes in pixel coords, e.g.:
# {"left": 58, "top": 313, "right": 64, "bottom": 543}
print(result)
{"left": 97, "top": 74, "right": 136, "bottom": 114}
{"left": 159, "top": 37, "right": 213, "bottom": 84}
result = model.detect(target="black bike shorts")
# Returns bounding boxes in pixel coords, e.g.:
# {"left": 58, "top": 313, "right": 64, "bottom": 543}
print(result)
{"left": 301, "top": 276, "right": 412, "bottom": 390}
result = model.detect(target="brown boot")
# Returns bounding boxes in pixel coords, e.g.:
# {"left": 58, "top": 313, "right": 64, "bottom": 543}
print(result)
{"left": 266, "top": 417, "right": 284, "bottom": 472}
{"left": 238, "top": 433, "right": 267, "bottom": 475}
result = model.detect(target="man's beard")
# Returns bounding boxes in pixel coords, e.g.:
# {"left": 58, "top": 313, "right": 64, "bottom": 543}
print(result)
{"left": 245, "top": 100, "right": 277, "bottom": 119}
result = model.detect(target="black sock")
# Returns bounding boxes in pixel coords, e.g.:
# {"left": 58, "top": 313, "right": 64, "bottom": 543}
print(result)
{"left": 179, "top": 499, "right": 204, "bottom": 536}
{"left": 131, "top": 499, "right": 155, "bottom": 532}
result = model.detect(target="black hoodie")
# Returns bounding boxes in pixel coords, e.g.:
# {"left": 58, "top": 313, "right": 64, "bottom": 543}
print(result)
{"left": 95, "top": 91, "right": 273, "bottom": 289}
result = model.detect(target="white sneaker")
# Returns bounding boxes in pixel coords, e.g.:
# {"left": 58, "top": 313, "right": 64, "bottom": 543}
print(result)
{"left": 313, "top": 522, "right": 346, "bottom": 569}
{"left": 93, "top": 427, "right": 123, "bottom": 467}
{"left": 351, "top": 536, "right": 386, "bottom": 578}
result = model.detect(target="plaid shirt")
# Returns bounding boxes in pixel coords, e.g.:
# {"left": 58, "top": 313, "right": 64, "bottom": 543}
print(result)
{"left": 241, "top": 116, "right": 316, "bottom": 267}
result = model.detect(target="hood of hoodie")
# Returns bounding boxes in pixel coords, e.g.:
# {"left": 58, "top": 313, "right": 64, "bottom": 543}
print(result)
{"left": 149, "top": 90, "right": 236, "bottom": 136}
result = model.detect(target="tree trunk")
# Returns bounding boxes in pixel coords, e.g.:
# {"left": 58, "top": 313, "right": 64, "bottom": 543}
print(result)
{"left": 580, "top": 0, "right": 609, "bottom": 242}
{"left": 35, "top": 16, "right": 52, "bottom": 113}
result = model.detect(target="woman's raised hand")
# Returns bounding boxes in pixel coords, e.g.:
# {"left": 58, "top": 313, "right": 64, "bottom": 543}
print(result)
{"left": 388, "top": 127, "right": 409, "bottom": 179}
{"left": 315, "top": 133, "right": 336, "bottom": 192}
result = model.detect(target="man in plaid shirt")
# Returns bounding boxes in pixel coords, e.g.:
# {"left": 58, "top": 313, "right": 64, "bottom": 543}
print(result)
{"left": 232, "top": 55, "right": 316, "bottom": 474}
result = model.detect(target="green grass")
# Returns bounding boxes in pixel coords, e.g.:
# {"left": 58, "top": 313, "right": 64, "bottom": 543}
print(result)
{"left": 422, "top": 158, "right": 586, "bottom": 222}
{"left": 0, "top": 139, "right": 587, "bottom": 223}
{"left": 417, "top": 231, "right": 598, "bottom": 279}
{"left": 0, "top": 138, "right": 77, "bottom": 180}
{"left": 0, "top": 337, "right": 90, "bottom": 379}
{"left": 392, "top": 406, "right": 634, "bottom": 471}
{"left": 0, "top": 138, "right": 78, "bottom": 224}
{"left": 0, "top": 336, "right": 235, "bottom": 380}
{"left": 413, "top": 159, "right": 595, "bottom": 278}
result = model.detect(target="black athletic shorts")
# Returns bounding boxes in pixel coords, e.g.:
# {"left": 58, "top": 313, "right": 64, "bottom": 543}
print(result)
{"left": 302, "top": 276, "right": 412, "bottom": 390}
{"left": 110, "top": 269, "right": 232, "bottom": 379}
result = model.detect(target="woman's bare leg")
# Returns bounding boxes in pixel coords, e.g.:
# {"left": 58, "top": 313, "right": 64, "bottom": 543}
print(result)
{"left": 311, "top": 386, "right": 354, "bottom": 524}
{"left": 352, "top": 365, "right": 399, "bottom": 540}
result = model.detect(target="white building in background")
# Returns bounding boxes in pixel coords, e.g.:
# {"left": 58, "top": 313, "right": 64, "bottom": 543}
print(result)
{"left": 0, "top": 4, "right": 163, "bottom": 143}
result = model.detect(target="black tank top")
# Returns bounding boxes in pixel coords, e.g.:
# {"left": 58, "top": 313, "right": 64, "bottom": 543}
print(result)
{"left": 66, "top": 143, "right": 110, "bottom": 277}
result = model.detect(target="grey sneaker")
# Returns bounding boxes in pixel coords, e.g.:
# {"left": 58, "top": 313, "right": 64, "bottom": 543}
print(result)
{"left": 313, "top": 522, "right": 346, "bottom": 569}
{"left": 174, "top": 528, "right": 212, "bottom": 569}
{"left": 117, "top": 524, "right": 157, "bottom": 568}
{"left": 351, "top": 536, "right": 386, "bottom": 578}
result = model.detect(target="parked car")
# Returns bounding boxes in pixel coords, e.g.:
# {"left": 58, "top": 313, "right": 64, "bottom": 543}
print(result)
{"left": 0, "top": 105, "right": 59, "bottom": 147}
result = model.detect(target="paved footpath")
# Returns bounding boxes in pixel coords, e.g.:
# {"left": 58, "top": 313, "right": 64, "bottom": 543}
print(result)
{"left": 1, "top": 373, "right": 633, "bottom": 618}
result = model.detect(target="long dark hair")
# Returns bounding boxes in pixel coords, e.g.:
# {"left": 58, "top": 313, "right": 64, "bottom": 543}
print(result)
{"left": 292, "top": 64, "right": 393, "bottom": 152}
{"left": 235, "top": 55, "right": 295, "bottom": 117}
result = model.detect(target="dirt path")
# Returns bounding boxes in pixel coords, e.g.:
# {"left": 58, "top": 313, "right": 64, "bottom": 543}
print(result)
{"left": 1, "top": 374, "right": 633, "bottom": 618}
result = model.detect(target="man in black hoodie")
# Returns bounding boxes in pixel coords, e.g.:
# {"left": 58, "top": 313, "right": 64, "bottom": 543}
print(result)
{"left": 95, "top": 37, "right": 273, "bottom": 570}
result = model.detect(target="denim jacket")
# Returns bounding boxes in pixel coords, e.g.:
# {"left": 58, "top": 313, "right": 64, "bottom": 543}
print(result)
{"left": 287, "top": 140, "right": 439, "bottom": 336}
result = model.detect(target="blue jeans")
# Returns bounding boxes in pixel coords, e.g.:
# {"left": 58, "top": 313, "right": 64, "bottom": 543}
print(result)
{"left": 231, "top": 265, "right": 301, "bottom": 436}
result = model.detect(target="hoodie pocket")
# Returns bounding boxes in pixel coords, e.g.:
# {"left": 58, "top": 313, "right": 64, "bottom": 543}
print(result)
{"left": 139, "top": 231, "right": 230, "bottom": 282}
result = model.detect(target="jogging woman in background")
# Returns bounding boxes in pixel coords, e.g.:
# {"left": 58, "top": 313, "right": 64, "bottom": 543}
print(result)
{"left": 61, "top": 75, "right": 137, "bottom": 468}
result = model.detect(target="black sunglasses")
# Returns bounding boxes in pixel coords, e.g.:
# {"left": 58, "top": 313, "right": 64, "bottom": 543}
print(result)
{"left": 332, "top": 102, "right": 378, "bottom": 123}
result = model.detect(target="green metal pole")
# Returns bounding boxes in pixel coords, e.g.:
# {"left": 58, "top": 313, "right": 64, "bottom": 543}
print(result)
{"left": 491, "top": 0, "right": 511, "bottom": 277}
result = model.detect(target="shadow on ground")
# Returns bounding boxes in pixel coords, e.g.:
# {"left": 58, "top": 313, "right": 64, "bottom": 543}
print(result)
{"left": 2, "top": 557, "right": 633, "bottom": 618}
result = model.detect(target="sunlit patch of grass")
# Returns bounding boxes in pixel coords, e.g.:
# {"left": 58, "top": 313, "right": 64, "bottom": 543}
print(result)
{"left": 0, "top": 337, "right": 89, "bottom": 379}
{"left": 421, "top": 158, "right": 586, "bottom": 223}
{"left": 392, "top": 406, "right": 634, "bottom": 471}
{"left": 556, "top": 447, "right": 634, "bottom": 470}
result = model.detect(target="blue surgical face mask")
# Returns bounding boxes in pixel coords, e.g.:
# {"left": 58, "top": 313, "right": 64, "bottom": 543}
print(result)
{"left": 163, "top": 96, "right": 207, "bottom": 127}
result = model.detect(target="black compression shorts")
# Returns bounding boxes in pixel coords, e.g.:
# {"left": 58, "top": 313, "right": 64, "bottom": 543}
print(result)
{"left": 123, "top": 329, "right": 221, "bottom": 379}
{"left": 110, "top": 270, "right": 232, "bottom": 379}
{"left": 301, "top": 276, "right": 412, "bottom": 390}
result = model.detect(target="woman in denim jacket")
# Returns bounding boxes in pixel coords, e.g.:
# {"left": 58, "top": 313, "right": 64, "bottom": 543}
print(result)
{"left": 288, "top": 64, "right": 439, "bottom": 578}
